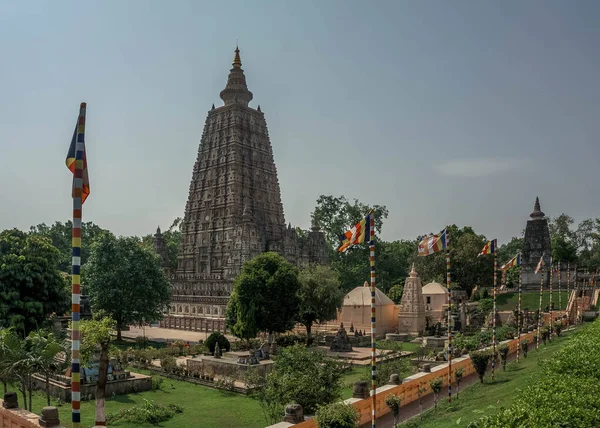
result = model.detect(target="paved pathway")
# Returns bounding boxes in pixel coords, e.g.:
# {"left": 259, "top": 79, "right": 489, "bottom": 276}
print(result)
{"left": 122, "top": 326, "right": 236, "bottom": 343}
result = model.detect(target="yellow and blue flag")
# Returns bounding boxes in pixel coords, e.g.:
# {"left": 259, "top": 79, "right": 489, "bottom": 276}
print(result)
{"left": 417, "top": 229, "right": 448, "bottom": 256}
{"left": 338, "top": 212, "right": 373, "bottom": 253}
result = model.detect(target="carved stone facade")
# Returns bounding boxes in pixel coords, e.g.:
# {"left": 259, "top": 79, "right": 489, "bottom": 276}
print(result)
{"left": 521, "top": 197, "right": 552, "bottom": 290}
{"left": 159, "top": 48, "right": 329, "bottom": 332}
{"left": 397, "top": 264, "right": 426, "bottom": 335}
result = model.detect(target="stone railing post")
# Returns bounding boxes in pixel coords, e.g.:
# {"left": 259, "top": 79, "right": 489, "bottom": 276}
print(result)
{"left": 352, "top": 380, "right": 370, "bottom": 399}
{"left": 2, "top": 392, "right": 18, "bottom": 409}
{"left": 283, "top": 403, "right": 304, "bottom": 423}
{"left": 39, "top": 406, "right": 61, "bottom": 427}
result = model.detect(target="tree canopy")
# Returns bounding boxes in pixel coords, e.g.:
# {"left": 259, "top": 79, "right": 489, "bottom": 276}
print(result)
{"left": 297, "top": 264, "right": 344, "bottom": 343}
{"left": 226, "top": 252, "right": 300, "bottom": 341}
{"left": 83, "top": 233, "right": 172, "bottom": 340}
{"left": 0, "top": 229, "right": 69, "bottom": 335}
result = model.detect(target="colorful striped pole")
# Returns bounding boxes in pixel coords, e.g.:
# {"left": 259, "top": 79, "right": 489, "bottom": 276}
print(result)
{"left": 369, "top": 212, "right": 376, "bottom": 428}
{"left": 491, "top": 253, "right": 497, "bottom": 379}
{"left": 516, "top": 260, "right": 522, "bottom": 362}
{"left": 558, "top": 263, "right": 561, "bottom": 328}
{"left": 71, "top": 102, "right": 86, "bottom": 428}
{"left": 537, "top": 267, "right": 543, "bottom": 351}
{"left": 446, "top": 228, "right": 452, "bottom": 402}
{"left": 548, "top": 262, "right": 556, "bottom": 340}
{"left": 576, "top": 267, "right": 580, "bottom": 324}
{"left": 567, "top": 262, "right": 570, "bottom": 326}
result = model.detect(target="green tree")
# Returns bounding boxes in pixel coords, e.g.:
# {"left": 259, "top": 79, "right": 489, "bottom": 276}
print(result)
{"left": 297, "top": 265, "right": 344, "bottom": 345}
{"left": 80, "top": 316, "right": 116, "bottom": 426}
{"left": 83, "top": 233, "right": 172, "bottom": 340}
{"left": 247, "top": 344, "right": 344, "bottom": 423}
{"left": 29, "top": 221, "right": 109, "bottom": 272}
{"left": 497, "top": 236, "right": 524, "bottom": 266}
{"left": 25, "top": 330, "right": 67, "bottom": 407}
{"left": 548, "top": 214, "right": 578, "bottom": 263}
{"left": 227, "top": 252, "right": 301, "bottom": 342}
{"left": 388, "top": 283, "right": 404, "bottom": 304}
{"left": 0, "top": 229, "right": 69, "bottom": 335}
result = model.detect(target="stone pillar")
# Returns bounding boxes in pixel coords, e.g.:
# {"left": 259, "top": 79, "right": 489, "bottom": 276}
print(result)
{"left": 352, "top": 381, "right": 369, "bottom": 399}
{"left": 283, "top": 403, "right": 304, "bottom": 423}
{"left": 388, "top": 374, "right": 401, "bottom": 385}
{"left": 2, "top": 392, "right": 18, "bottom": 409}
{"left": 39, "top": 406, "right": 60, "bottom": 427}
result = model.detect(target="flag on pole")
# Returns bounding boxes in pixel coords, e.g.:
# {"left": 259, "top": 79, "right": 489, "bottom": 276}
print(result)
{"left": 417, "top": 229, "right": 447, "bottom": 256}
{"left": 535, "top": 255, "right": 545, "bottom": 274}
{"left": 501, "top": 252, "right": 522, "bottom": 270}
{"left": 478, "top": 239, "right": 497, "bottom": 256}
{"left": 66, "top": 122, "right": 90, "bottom": 203}
{"left": 338, "top": 212, "right": 373, "bottom": 252}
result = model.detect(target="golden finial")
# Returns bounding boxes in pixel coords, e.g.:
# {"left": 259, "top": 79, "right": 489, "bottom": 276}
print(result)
{"left": 233, "top": 43, "right": 242, "bottom": 68}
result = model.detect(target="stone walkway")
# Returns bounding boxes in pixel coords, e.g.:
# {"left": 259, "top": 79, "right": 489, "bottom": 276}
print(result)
{"left": 122, "top": 326, "right": 236, "bottom": 343}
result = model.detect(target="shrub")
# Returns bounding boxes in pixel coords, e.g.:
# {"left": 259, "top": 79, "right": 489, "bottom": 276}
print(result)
{"left": 276, "top": 333, "right": 307, "bottom": 347}
{"left": 471, "top": 289, "right": 481, "bottom": 301}
{"left": 385, "top": 394, "right": 402, "bottom": 426}
{"left": 316, "top": 402, "right": 359, "bottom": 428}
{"left": 481, "top": 288, "right": 489, "bottom": 299}
{"left": 470, "top": 350, "right": 491, "bottom": 383}
{"left": 160, "top": 356, "right": 178, "bottom": 374}
{"left": 151, "top": 376, "right": 164, "bottom": 391}
{"left": 106, "top": 399, "right": 182, "bottom": 425}
{"left": 455, "top": 367, "right": 465, "bottom": 399}
{"left": 521, "top": 339, "right": 529, "bottom": 358}
{"left": 429, "top": 377, "right": 443, "bottom": 410}
{"left": 553, "top": 321, "right": 563, "bottom": 337}
{"left": 135, "top": 335, "right": 149, "bottom": 348}
{"left": 205, "top": 332, "right": 231, "bottom": 354}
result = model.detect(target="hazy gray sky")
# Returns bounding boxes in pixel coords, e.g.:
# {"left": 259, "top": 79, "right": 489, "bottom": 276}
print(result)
{"left": 1, "top": 1, "right": 599, "bottom": 244}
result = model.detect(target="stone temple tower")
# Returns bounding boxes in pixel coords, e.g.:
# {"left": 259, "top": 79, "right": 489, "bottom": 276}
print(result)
{"left": 521, "top": 197, "right": 552, "bottom": 290}
{"left": 397, "top": 264, "right": 426, "bottom": 335}
{"left": 159, "top": 48, "right": 329, "bottom": 332}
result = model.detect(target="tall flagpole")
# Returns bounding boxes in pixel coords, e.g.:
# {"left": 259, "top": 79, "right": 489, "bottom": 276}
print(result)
{"left": 558, "top": 263, "right": 562, "bottom": 328}
{"left": 537, "top": 265, "right": 543, "bottom": 351}
{"left": 491, "top": 252, "right": 497, "bottom": 380}
{"left": 369, "top": 212, "right": 376, "bottom": 428}
{"left": 516, "top": 258, "right": 522, "bottom": 362}
{"left": 549, "top": 262, "right": 554, "bottom": 338}
{"left": 567, "top": 262, "right": 571, "bottom": 326}
{"left": 446, "top": 228, "right": 452, "bottom": 402}
{"left": 71, "top": 102, "right": 86, "bottom": 428}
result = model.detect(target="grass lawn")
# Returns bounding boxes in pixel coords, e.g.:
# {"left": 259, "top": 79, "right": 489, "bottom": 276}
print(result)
{"left": 496, "top": 291, "right": 569, "bottom": 311}
{"left": 20, "top": 370, "right": 265, "bottom": 428}
{"left": 341, "top": 367, "right": 365, "bottom": 399}
{"left": 401, "top": 329, "right": 575, "bottom": 427}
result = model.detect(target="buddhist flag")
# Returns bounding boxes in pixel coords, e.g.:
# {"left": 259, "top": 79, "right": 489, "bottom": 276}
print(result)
{"left": 501, "top": 252, "right": 522, "bottom": 270}
{"left": 478, "top": 239, "right": 497, "bottom": 257}
{"left": 338, "top": 212, "right": 372, "bottom": 253}
{"left": 535, "top": 255, "right": 545, "bottom": 274}
{"left": 65, "top": 105, "right": 90, "bottom": 203}
{"left": 417, "top": 229, "right": 447, "bottom": 256}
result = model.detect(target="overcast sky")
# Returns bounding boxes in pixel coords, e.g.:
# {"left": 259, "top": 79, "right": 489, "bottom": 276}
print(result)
{"left": 1, "top": 1, "right": 599, "bottom": 244}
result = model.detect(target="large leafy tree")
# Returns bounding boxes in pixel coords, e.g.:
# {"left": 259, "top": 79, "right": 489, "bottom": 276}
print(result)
{"left": 83, "top": 233, "right": 171, "bottom": 340}
{"left": 29, "top": 221, "right": 108, "bottom": 272}
{"left": 297, "top": 265, "right": 344, "bottom": 344}
{"left": 548, "top": 214, "right": 578, "bottom": 263}
{"left": 226, "top": 252, "right": 300, "bottom": 342}
{"left": 0, "top": 229, "right": 69, "bottom": 335}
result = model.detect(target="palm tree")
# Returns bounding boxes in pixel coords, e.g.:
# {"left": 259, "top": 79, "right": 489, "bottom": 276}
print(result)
{"left": 26, "top": 331, "right": 68, "bottom": 406}
{"left": 0, "top": 329, "right": 20, "bottom": 394}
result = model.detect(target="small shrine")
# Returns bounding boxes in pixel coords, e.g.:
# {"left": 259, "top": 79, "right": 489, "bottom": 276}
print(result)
{"left": 397, "top": 264, "right": 426, "bottom": 336}
{"left": 330, "top": 322, "right": 352, "bottom": 352}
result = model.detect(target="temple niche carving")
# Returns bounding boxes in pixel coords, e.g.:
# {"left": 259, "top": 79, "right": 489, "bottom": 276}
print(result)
{"left": 158, "top": 48, "right": 329, "bottom": 333}
{"left": 521, "top": 197, "right": 552, "bottom": 290}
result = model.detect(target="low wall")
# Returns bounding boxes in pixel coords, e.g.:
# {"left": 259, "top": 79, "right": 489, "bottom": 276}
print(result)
{"left": 0, "top": 399, "right": 42, "bottom": 428}
{"left": 34, "top": 372, "right": 152, "bottom": 402}
{"left": 290, "top": 331, "right": 537, "bottom": 428}
{"left": 187, "top": 357, "right": 273, "bottom": 381}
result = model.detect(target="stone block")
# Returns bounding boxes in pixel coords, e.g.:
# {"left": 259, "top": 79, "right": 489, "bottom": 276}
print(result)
{"left": 352, "top": 380, "right": 369, "bottom": 399}
{"left": 39, "top": 406, "right": 60, "bottom": 427}
{"left": 2, "top": 392, "right": 18, "bottom": 409}
{"left": 283, "top": 403, "right": 304, "bottom": 423}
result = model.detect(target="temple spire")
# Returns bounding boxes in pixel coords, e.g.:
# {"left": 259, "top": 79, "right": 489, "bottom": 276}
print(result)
{"left": 530, "top": 196, "right": 545, "bottom": 219}
{"left": 220, "top": 46, "right": 253, "bottom": 107}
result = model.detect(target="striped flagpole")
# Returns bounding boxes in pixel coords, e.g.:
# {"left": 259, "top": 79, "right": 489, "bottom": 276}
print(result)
{"left": 558, "top": 263, "right": 561, "bottom": 328}
{"left": 446, "top": 228, "right": 452, "bottom": 402}
{"left": 491, "top": 253, "right": 497, "bottom": 380}
{"left": 537, "top": 266, "right": 543, "bottom": 351}
{"left": 516, "top": 260, "right": 522, "bottom": 362}
{"left": 369, "top": 212, "right": 376, "bottom": 428}
{"left": 71, "top": 102, "right": 86, "bottom": 428}
{"left": 549, "top": 263, "right": 554, "bottom": 337}
{"left": 567, "top": 262, "right": 570, "bottom": 326}
{"left": 576, "top": 267, "right": 580, "bottom": 324}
